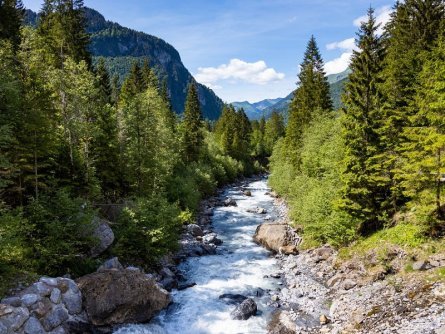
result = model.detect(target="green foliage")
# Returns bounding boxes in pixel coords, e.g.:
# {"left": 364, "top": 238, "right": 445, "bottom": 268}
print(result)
{"left": 113, "top": 196, "right": 181, "bottom": 267}
{"left": 182, "top": 82, "right": 204, "bottom": 163}
{"left": 340, "top": 8, "right": 387, "bottom": 234}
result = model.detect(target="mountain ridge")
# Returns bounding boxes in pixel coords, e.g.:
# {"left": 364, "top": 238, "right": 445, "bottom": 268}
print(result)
{"left": 24, "top": 7, "right": 224, "bottom": 120}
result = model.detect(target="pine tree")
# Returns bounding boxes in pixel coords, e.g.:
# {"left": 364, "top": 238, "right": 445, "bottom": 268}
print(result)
{"left": 379, "top": 0, "right": 445, "bottom": 213}
{"left": 38, "top": 0, "right": 91, "bottom": 68}
{"left": 341, "top": 8, "right": 387, "bottom": 233}
{"left": 285, "top": 36, "right": 332, "bottom": 167}
{"left": 0, "top": 0, "right": 24, "bottom": 48}
{"left": 141, "top": 58, "right": 159, "bottom": 91}
{"left": 182, "top": 82, "right": 203, "bottom": 163}
{"left": 96, "top": 57, "right": 111, "bottom": 104}
{"left": 401, "top": 34, "right": 445, "bottom": 230}
{"left": 264, "top": 111, "right": 285, "bottom": 155}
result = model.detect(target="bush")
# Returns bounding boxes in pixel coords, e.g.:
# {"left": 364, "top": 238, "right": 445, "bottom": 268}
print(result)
{"left": 24, "top": 190, "right": 97, "bottom": 276}
{"left": 113, "top": 196, "right": 181, "bottom": 267}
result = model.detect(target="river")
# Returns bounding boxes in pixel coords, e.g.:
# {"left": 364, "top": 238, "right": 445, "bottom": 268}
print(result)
{"left": 114, "top": 178, "right": 281, "bottom": 334}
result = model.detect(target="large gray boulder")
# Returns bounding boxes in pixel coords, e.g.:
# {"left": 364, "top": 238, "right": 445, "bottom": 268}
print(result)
{"left": 91, "top": 218, "right": 115, "bottom": 257}
{"left": 230, "top": 298, "right": 257, "bottom": 320}
{"left": 253, "top": 223, "right": 297, "bottom": 253}
{"left": 77, "top": 269, "right": 171, "bottom": 326}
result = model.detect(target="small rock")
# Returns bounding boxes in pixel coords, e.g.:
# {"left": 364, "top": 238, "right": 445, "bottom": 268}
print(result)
{"left": 33, "top": 282, "right": 52, "bottom": 297}
{"left": 42, "top": 306, "right": 69, "bottom": 331}
{"left": 160, "top": 267, "right": 175, "bottom": 278}
{"left": 243, "top": 190, "right": 252, "bottom": 197}
{"left": 257, "top": 207, "right": 267, "bottom": 214}
{"left": 159, "top": 277, "right": 178, "bottom": 291}
{"left": 271, "top": 295, "right": 280, "bottom": 302}
{"left": 0, "top": 304, "right": 14, "bottom": 317}
{"left": 1, "top": 297, "right": 22, "bottom": 307}
{"left": 50, "top": 289, "right": 62, "bottom": 304}
{"left": 177, "top": 282, "right": 196, "bottom": 291}
{"left": 224, "top": 198, "right": 237, "bottom": 207}
{"left": 320, "top": 314, "right": 330, "bottom": 325}
{"left": 24, "top": 317, "right": 45, "bottom": 334}
{"left": 342, "top": 279, "right": 357, "bottom": 290}
{"left": 230, "top": 298, "right": 257, "bottom": 320}
{"left": 412, "top": 260, "right": 430, "bottom": 271}
{"left": 203, "top": 233, "right": 223, "bottom": 245}
{"left": 98, "top": 257, "right": 124, "bottom": 271}
{"left": 187, "top": 224, "right": 204, "bottom": 237}
{"left": 21, "top": 294, "right": 40, "bottom": 307}
{"left": 40, "top": 277, "right": 59, "bottom": 287}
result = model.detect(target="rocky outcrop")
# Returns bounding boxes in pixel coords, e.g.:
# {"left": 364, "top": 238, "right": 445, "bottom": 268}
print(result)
{"left": 253, "top": 223, "right": 299, "bottom": 253}
{"left": 230, "top": 298, "right": 257, "bottom": 320}
{"left": 0, "top": 277, "right": 88, "bottom": 334}
{"left": 77, "top": 269, "right": 170, "bottom": 327}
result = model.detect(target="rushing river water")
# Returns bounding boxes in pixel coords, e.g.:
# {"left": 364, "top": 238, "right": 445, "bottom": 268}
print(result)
{"left": 115, "top": 178, "right": 281, "bottom": 334}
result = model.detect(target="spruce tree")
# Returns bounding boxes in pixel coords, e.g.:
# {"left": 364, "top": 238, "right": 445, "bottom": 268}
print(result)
{"left": 379, "top": 0, "right": 445, "bottom": 213}
{"left": 38, "top": 0, "right": 91, "bottom": 68}
{"left": 285, "top": 36, "right": 332, "bottom": 167}
{"left": 182, "top": 82, "right": 203, "bottom": 163}
{"left": 341, "top": 8, "right": 386, "bottom": 233}
{"left": 401, "top": 34, "right": 445, "bottom": 228}
{"left": 0, "top": 0, "right": 24, "bottom": 48}
{"left": 96, "top": 57, "right": 111, "bottom": 104}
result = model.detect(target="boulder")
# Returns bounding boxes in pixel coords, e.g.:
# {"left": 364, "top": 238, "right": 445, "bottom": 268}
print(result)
{"left": 77, "top": 269, "right": 170, "bottom": 326}
{"left": 0, "top": 305, "right": 29, "bottom": 332}
{"left": 230, "top": 298, "right": 257, "bottom": 320}
{"left": 267, "top": 310, "right": 296, "bottom": 334}
{"left": 257, "top": 207, "right": 267, "bottom": 214}
{"left": 224, "top": 198, "right": 237, "bottom": 207}
{"left": 24, "top": 316, "right": 46, "bottom": 334}
{"left": 98, "top": 257, "right": 124, "bottom": 272}
{"left": 243, "top": 190, "right": 252, "bottom": 197}
{"left": 253, "top": 223, "right": 296, "bottom": 253}
{"left": 187, "top": 224, "right": 204, "bottom": 237}
{"left": 278, "top": 245, "right": 298, "bottom": 255}
{"left": 91, "top": 218, "right": 115, "bottom": 257}
{"left": 203, "top": 233, "right": 223, "bottom": 245}
{"left": 41, "top": 306, "right": 69, "bottom": 331}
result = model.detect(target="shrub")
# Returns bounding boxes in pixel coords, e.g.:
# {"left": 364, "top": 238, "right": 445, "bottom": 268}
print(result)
{"left": 113, "top": 196, "right": 181, "bottom": 267}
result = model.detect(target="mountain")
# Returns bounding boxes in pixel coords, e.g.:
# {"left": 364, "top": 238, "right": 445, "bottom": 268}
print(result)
{"left": 24, "top": 8, "right": 224, "bottom": 120}
{"left": 257, "top": 68, "right": 351, "bottom": 120}
{"left": 231, "top": 98, "right": 283, "bottom": 120}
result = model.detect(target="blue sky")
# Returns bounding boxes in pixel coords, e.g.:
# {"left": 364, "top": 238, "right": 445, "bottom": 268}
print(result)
{"left": 23, "top": 0, "right": 394, "bottom": 103}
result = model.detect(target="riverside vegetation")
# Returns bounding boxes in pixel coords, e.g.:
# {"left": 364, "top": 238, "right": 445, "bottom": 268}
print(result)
{"left": 270, "top": 2, "right": 445, "bottom": 261}
{"left": 0, "top": 0, "right": 285, "bottom": 296}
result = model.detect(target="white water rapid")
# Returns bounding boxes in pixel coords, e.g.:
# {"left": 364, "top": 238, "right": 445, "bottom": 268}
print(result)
{"left": 115, "top": 178, "right": 281, "bottom": 334}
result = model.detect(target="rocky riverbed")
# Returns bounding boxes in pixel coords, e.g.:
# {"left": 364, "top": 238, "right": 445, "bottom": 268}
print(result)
{"left": 267, "top": 199, "right": 445, "bottom": 334}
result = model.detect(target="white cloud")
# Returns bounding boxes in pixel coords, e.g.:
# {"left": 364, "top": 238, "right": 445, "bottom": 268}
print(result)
{"left": 324, "top": 52, "right": 353, "bottom": 75}
{"left": 195, "top": 59, "right": 285, "bottom": 86}
{"left": 326, "top": 37, "right": 357, "bottom": 52}
{"left": 353, "top": 5, "right": 393, "bottom": 35}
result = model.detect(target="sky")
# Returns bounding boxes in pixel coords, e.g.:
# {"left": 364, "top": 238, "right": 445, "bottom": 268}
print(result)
{"left": 22, "top": 0, "right": 394, "bottom": 103}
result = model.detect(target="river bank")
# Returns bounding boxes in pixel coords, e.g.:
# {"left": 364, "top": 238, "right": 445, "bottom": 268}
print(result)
{"left": 268, "top": 199, "right": 445, "bottom": 334}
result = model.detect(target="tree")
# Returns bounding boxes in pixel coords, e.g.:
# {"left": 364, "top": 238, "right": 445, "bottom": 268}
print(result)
{"left": 0, "top": 0, "right": 24, "bottom": 48}
{"left": 401, "top": 35, "right": 445, "bottom": 231}
{"left": 340, "top": 8, "right": 387, "bottom": 233}
{"left": 378, "top": 0, "right": 445, "bottom": 214}
{"left": 38, "top": 0, "right": 91, "bottom": 68}
{"left": 264, "top": 111, "right": 285, "bottom": 155}
{"left": 285, "top": 36, "right": 332, "bottom": 167}
{"left": 182, "top": 82, "right": 203, "bottom": 163}
{"left": 96, "top": 57, "right": 112, "bottom": 104}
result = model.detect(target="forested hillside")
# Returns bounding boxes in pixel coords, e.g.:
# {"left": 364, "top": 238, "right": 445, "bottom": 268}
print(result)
{"left": 0, "top": 0, "right": 285, "bottom": 295}
{"left": 24, "top": 7, "right": 224, "bottom": 120}
{"left": 270, "top": 1, "right": 445, "bottom": 255}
